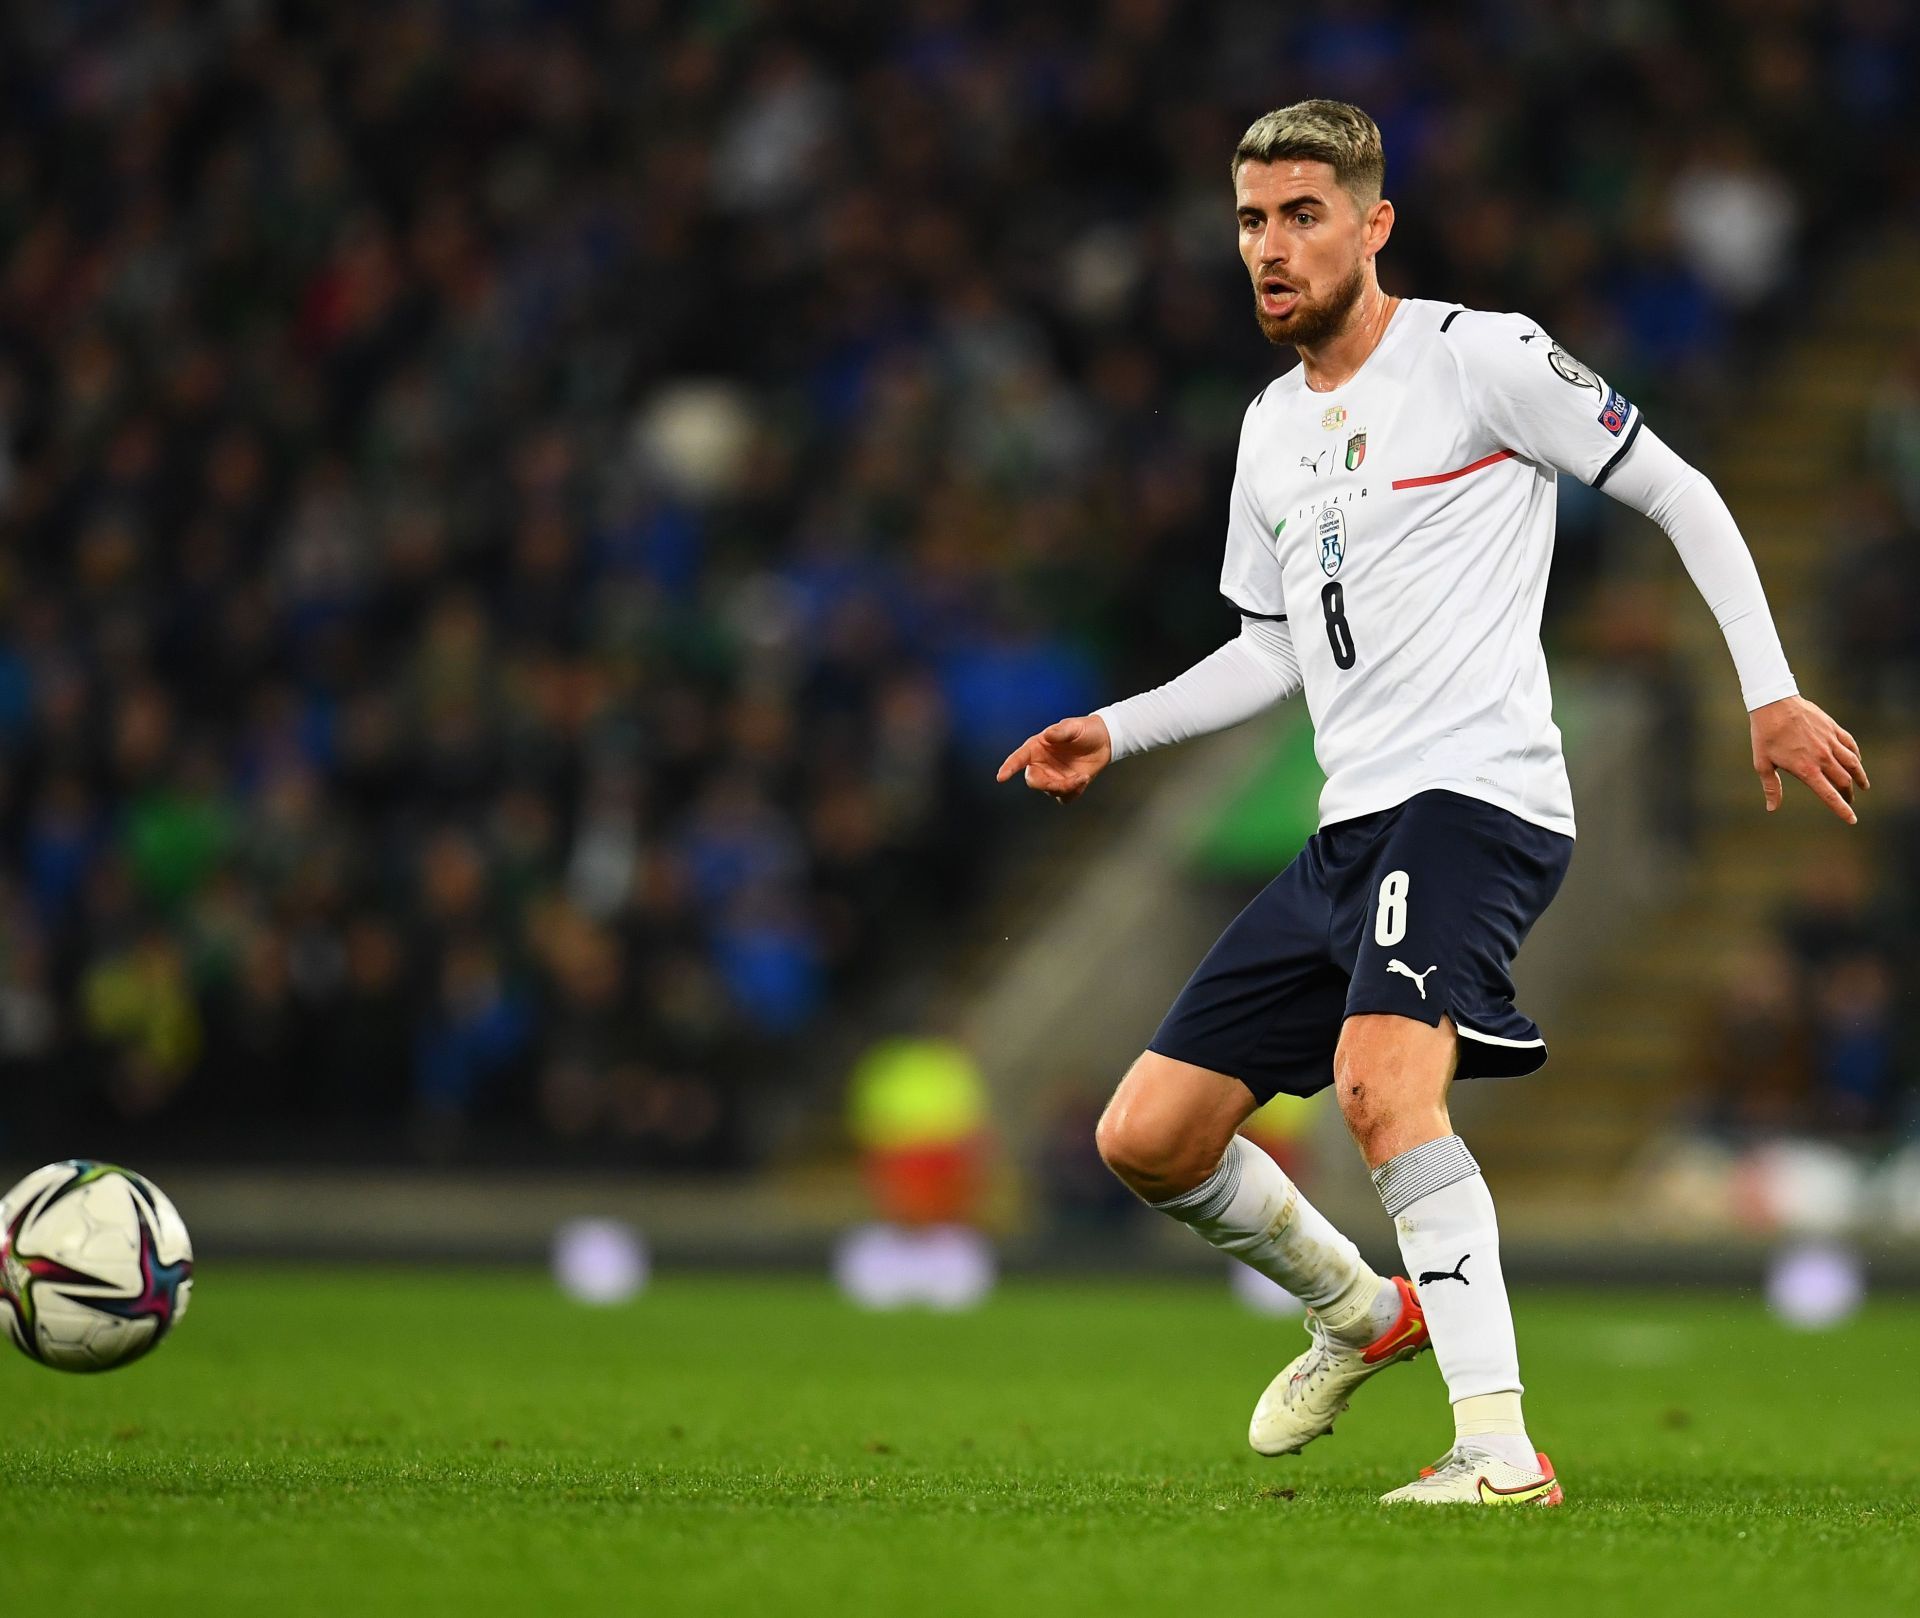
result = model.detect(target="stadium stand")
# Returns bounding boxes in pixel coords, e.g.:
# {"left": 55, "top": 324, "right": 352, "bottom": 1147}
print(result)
{"left": 0, "top": 1, "right": 1914, "bottom": 1183}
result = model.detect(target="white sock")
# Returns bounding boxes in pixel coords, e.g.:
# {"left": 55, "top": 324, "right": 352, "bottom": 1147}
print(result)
{"left": 1373, "top": 1135, "right": 1536, "bottom": 1471}
{"left": 1153, "top": 1136, "right": 1397, "bottom": 1343}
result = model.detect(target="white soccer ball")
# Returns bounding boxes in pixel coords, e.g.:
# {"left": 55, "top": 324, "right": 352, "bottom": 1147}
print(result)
{"left": 0, "top": 1160, "right": 194, "bottom": 1372}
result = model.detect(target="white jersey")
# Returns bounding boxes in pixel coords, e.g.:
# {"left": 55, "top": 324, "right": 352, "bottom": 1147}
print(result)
{"left": 1220, "top": 298, "right": 1653, "bottom": 838}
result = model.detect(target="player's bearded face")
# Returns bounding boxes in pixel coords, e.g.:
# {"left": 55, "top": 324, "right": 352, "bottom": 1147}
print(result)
{"left": 1235, "top": 159, "right": 1377, "bottom": 350}
{"left": 1251, "top": 256, "right": 1366, "bottom": 348}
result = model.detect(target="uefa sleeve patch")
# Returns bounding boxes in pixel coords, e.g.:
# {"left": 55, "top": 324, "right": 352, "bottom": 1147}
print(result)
{"left": 1597, "top": 387, "right": 1631, "bottom": 435}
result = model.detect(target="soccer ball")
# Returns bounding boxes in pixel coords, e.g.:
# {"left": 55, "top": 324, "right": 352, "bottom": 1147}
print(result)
{"left": 0, "top": 1160, "right": 194, "bottom": 1372}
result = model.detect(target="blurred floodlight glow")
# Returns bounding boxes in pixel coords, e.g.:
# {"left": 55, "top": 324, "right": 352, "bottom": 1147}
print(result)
{"left": 915, "top": 1225, "right": 997, "bottom": 1311}
{"left": 1765, "top": 1241, "right": 1864, "bottom": 1330}
{"left": 1752, "top": 1140, "right": 1866, "bottom": 1237}
{"left": 1230, "top": 1264, "right": 1308, "bottom": 1317}
{"left": 833, "top": 1224, "right": 996, "bottom": 1311}
{"left": 552, "top": 1219, "right": 650, "bottom": 1305}
{"left": 834, "top": 1224, "right": 918, "bottom": 1310}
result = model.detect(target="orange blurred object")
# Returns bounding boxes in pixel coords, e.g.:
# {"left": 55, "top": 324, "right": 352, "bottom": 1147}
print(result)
{"left": 864, "top": 1136, "right": 988, "bottom": 1226}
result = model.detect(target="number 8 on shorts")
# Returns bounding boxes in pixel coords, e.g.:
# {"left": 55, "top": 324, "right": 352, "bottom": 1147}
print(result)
{"left": 1374, "top": 869, "right": 1409, "bottom": 946}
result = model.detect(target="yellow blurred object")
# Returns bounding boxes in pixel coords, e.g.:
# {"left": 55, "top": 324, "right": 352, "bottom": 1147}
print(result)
{"left": 1242, "top": 1090, "right": 1325, "bottom": 1185}
{"left": 81, "top": 940, "right": 201, "bottom": 1079}
{"left": 848, "top": 1037, "right": 988, "bottom": 1151}
{"left": 848, "top": 1037, "right": 992, "bottom": 1227}
{"left": 1244, "top": 1089, "right": 1321, "bottom": 1144}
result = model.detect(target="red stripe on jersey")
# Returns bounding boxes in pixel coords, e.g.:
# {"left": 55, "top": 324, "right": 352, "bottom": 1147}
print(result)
{"left": 1391, "top": 448, "right": 1515, "bottom": 490}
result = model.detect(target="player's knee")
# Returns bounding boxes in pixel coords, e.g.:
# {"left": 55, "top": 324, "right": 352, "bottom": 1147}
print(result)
{"left": 1093, "top": 1104, "right": 1158, "bottom": 1183}
{"left": 1094, "top": 1101, "right": 1214, "bottom": 1197}
{"left": 1333, "top": 1049, "right": 1396, "bottom": 1160}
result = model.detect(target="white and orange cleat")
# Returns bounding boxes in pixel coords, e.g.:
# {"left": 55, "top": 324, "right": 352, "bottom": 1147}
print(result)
{"left": 1378, "top": 1445, "right": 1563, "bottom": 1506}
{"left": 1248, "top": 1275, "right": 1430, "bottom": 1457}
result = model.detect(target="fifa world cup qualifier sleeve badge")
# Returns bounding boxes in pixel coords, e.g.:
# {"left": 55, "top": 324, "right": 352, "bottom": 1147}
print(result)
{"left": 1546, "top": 343, "right": 1601, "bottom": 392}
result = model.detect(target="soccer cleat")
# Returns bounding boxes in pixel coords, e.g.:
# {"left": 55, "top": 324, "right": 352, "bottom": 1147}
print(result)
{"left": 1248, "top": 1275, "right": 1429, "bottom": 1456}
{"left": 1378, "top": 1445, "right": 1563, "bottom": 1506}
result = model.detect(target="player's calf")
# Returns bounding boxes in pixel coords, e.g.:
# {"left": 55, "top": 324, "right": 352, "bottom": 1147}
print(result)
{"left": 1098, "top": 1052, "right": 1408, "bottom": 1453}
{"left": 1334, "top": 1016, "right": 1545, "bottom": 1478}
{"left": 1372, "top": 1130, "right": 1542, "bottom": 1476}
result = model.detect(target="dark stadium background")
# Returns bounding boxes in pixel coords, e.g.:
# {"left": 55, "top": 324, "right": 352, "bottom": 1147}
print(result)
{"left": 2, "top": 0, "right": 1917, "bottom": 1276}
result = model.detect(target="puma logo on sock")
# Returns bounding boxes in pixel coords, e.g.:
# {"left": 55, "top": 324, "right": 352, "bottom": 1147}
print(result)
{"left": 1387, "top": 959, "right": 1437, "bottom": 998}
{"left": 1419, "top": 1254, "right": 1471, "bottom": 1287}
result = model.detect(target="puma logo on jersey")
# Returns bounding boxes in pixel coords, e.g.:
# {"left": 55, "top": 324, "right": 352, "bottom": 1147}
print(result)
{"left": 1300, "top": 452, "right": 1326, "bottom": 476}
{"left": 1418, "top": 1254, "right": 1471, "bottom": 1287}
{"left": 1387, "top": 959, "right": 1436, "bottom": 998}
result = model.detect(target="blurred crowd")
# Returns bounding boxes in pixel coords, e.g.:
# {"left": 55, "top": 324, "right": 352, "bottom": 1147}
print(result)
{"left": 1695, "top": 849, "right": 1914, "bottom": 1147}
{"left": 2, "top": 1, "right": 1916, "bottom": 1165}
{"left": 1692, "top": 333, "right": 1920, "bottom": 1152}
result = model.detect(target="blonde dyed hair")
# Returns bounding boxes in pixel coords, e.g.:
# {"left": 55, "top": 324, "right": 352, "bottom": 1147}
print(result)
{"left": 1232, "top": 100, "right": 1385, "bottom": 206}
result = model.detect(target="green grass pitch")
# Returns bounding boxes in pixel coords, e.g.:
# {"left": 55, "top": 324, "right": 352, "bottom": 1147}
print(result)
{"left": 5, "top": 1270, "right": 1914, "bottom": 1615}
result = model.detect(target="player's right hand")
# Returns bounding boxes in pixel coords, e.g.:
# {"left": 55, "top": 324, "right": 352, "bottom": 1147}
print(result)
{"left": 995, "top": 715, "right": 1113, "bottom": 804}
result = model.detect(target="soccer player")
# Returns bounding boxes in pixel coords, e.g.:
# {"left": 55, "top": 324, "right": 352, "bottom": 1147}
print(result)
{"left": 996, "top": 100, "right": 1868, "bottom": 1505}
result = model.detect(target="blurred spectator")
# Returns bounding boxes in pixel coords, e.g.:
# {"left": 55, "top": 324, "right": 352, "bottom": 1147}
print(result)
{"left": 320, "top": 915, "right": 412, "bottom": 1123}
{"left": 413, "top": 937, "right": 534, "bottom": 1156}
{"left": 1822, "top": 484, "right": 1920, "bottom": 710}
{"left": 81, "top": 927, "right": 201, "bottom": 1120}
{"left": 1667, "top": 131, "right": 1799, "bottom": 311}
{"left": 1693, "top": 826, "right": 1915, "bottom": 1150}
{"left": 1866, "top": 338, "right": 1920, "bottom": 526}
{"left": 1778, "top": 847, "right": 1882, "bottom": 975}
{"left": 1037, "top": 1083, "right": 1138, "bottom": 1233}
{"left": 1690, "top": 941, "right": 1809, "bottom": 1140}
{"left": 847, "top": 1035, "right": 991, "bottom": 1228}
{"left": 1810, "top": 952, "right": 1900, "bottom": 1137}
{"left": 1581, "top": 580, "right": 1700, "bottom": 859}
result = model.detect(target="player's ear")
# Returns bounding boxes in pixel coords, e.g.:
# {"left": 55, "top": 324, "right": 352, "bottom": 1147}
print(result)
{"left": 1363, "top": 197, "right": 1394, "bottom": 258}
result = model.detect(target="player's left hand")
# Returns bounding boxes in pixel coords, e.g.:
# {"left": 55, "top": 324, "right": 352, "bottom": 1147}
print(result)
{"left": 1750, "top": 694, "right": 1868, "bottom": 825}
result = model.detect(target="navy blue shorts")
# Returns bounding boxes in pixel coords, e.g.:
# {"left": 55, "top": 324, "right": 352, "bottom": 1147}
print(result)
{"left": 1149, "top": 790, "right": 1573, "bottom": 1105}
